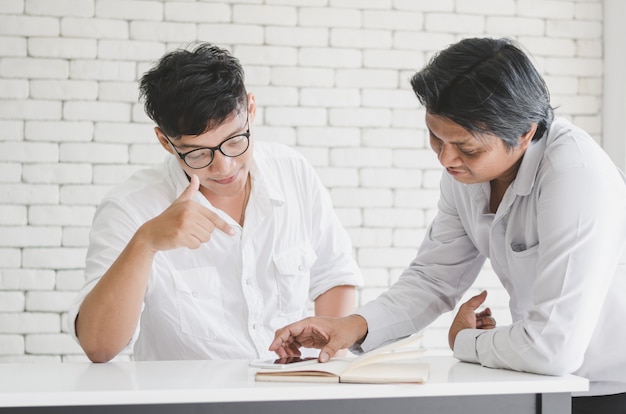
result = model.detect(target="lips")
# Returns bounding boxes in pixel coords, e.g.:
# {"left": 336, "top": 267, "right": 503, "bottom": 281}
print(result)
{"left": 213, "top": 174, "right": 237, "bottom": 185}
{"left": 446, "top": 168, "right": 465, "bottom": 176}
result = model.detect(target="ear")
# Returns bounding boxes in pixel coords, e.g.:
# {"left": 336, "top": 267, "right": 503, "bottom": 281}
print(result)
{"left": 247, "top": 93, "right": 257, "bottom": 124}
{"left": 518, "top": 123, "right": 537, "bottom": 151}
{"left": 155, "top": 127, "right": 174, "bottom": 154}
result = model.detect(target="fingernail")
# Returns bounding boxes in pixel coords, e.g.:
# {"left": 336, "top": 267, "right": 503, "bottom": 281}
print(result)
{"left": 320, "top": 352, "right": 329, "bottom": 363}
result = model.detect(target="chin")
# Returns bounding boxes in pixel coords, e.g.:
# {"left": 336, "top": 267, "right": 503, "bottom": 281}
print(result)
{"left": 451, "top": 175, "right": 479, "bottom": 185}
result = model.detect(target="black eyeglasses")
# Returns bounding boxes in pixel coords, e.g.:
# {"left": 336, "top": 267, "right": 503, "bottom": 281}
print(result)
{"left": 164, "top": 114, "right": 250, "bottom": 169}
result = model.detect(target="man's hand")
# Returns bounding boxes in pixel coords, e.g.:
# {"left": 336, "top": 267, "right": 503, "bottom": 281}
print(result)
{"left": 138, "top": 174, "right": 234, "bottom": 252}
{"left": 269, "top": 315, "right": 368, "bottom": 363}
{"left": 448, "top": 290, "right": 496, "bottom": 350}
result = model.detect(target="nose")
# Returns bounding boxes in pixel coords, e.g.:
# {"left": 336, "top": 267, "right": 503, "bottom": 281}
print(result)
{"left": 437, "top": 143, "right": 460, "bottom": 168}
{"left": 208, "top": 150, "right": 234, "bottom": 173}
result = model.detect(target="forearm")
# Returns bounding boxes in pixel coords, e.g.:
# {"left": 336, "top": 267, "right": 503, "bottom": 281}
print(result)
{"left": 76, "top": 230, "right": 156, "bottom": 362}
{"left": 314, "top": 285, "right": 356, "bottom": 318}
{"left": 313, "top": 285, "right": 357, "bottom": 356}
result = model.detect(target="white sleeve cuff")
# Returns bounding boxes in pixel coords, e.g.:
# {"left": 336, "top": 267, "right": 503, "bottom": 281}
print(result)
{"left": 452, "top": 328, "right": 484, "bottom": 364}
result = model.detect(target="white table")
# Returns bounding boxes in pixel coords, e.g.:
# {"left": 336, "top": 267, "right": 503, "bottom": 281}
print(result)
{"left": 0, "top": 355, "right": 588, "bottom": 414}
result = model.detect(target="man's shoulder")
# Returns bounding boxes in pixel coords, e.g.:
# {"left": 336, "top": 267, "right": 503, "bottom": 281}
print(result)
{"left": 546, "top": 117, "right": 594, "bottom": 148}
{"left": 254, "top": 141, "right": 311, "bottom": 171}
{"left": 544, "top": 117, "right": 608, "bottom": 169}
{"left": 104, "top": 161, "right": 175, "bottom": 205}
{"left": 255, "top": 141, "right": 304, "bottom": 160}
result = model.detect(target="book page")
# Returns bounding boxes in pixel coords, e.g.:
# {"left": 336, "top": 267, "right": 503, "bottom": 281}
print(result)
{"left": 255, "top": 373, "right": 340, "bottom": 383}
{"left": 340, "top": 360, "right": 429, "bottom": 384}
{"left": 255, "top": 358, "right": 352, "bottom": 377}
{"left": 346, "top": 333, "right": 425, "bottom": 371}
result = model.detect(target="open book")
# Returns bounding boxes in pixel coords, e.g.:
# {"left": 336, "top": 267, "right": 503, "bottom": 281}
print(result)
{"left": 254, "top": 334, "right": 428, "bottom": 384}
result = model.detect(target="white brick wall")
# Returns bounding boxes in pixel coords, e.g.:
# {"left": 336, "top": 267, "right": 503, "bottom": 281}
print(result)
{"left": 0, "top": 0, "right": 605, "bottom": 362}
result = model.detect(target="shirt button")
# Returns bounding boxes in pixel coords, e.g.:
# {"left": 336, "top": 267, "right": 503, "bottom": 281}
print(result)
{"left": 191, "top": 292, "right": 198, "bottom": 298}
{"left": 298, "top": 265, "right": 304, "bottom": 271}
{"left": 252, "top": 323, "right": 257, "bottom": 330}
{"left": 246, "top": 278, "right": 252, "bottom": 285}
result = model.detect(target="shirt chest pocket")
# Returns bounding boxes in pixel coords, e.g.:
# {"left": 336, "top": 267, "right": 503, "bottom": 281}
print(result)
{"left": 505, "top": 242, "right": 539, "bottom": 319}
{"left": 172, "top": 267, "right": 225, "bottom": 341}
{"left": 273, "top": 243, "right": 317, "bottom": 316}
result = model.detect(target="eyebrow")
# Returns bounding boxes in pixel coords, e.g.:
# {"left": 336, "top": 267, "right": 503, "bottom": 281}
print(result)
{"left": 173, "top": 118, "right": 248, "bottom": 150}
{"left": 429, "top": 129, "right": 475, "bottom": 147}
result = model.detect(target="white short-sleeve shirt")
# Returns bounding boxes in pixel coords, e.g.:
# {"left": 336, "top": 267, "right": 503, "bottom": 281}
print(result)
{"left": 69, "top": 142, "right": 362, "bottom": 361}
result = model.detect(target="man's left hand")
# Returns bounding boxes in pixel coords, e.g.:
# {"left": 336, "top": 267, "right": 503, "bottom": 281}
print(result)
{"left": 448, "top": 290, "right": 496, "bottom": 350}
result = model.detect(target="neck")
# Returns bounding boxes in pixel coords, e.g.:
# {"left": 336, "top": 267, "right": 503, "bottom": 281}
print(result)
{"left": 197, "top": 174, "right": 250, "bottom": 225}
{"left": 489, "top": 156, "right": 524, "bottom": 213}
{"left": 239, "top": 174, "right": 250, "bottom": 226}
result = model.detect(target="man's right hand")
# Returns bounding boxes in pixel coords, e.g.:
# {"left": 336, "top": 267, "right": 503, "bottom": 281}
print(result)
{"left": 269, "top": 314, "right": 368, "bottom": 363}
{"left": 139, "top": 174, "right": 234, "bottom": 252}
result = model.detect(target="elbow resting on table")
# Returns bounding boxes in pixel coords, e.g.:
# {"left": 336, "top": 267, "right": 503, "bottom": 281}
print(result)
{"left": 84, "top": 348, "right": 117, "bottom": 364}
{"left": 78, "top": 334, "right": 122, "bottom": 363}
{"left": 75, "top": 317, "right": 124, "bottom": 363}
{"left": 517, "top": 350, "right": 583, "bottom": 377}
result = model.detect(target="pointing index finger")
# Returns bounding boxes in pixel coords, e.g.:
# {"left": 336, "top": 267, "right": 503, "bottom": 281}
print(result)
{"left": 205, "top": 208, "right": 235, "bottom": 236}
{"left": 269, "top": 323, "right": 306, "bottom": 351}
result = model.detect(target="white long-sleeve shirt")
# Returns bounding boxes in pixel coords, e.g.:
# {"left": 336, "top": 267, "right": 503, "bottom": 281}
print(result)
{"left": 357, "top": 118, "right": 626, "bottom": 396}
{"left": 69, "top": 142, "right": 362, "bottom": 361}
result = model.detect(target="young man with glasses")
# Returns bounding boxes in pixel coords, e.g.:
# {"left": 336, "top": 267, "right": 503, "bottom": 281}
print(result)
{"left": 69, "top": 43, "right": 362, "bottom": 362}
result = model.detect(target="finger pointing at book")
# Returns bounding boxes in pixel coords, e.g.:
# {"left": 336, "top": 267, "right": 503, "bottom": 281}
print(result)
{"left": 270, "top": 315, "right": 369, "bottom": 363}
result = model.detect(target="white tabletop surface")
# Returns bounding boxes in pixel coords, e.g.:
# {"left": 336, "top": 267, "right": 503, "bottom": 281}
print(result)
{"left": 0, "top": 355, "right": 588, "bottom": 408}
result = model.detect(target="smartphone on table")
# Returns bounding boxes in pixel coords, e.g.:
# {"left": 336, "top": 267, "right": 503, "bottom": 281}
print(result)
{"left": 249, "top": 356, "right": 319, "bottom": 369}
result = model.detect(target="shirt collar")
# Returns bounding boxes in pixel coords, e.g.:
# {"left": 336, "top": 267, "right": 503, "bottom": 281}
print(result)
{"left": 166, "top": 155, "right": 194, "bottom": 197}
{"left": 510, "top": 134, "right": 546, "bottom": 197}
{"left": 249, "top": 155, "right": 286, "bottom": 205}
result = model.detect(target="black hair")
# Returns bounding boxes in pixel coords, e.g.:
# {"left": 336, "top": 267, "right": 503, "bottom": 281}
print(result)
{"left": 139, "top": 43, "right": 247, "bottom": 138}
{"left": 410, "top": 37, "right": 554, "bottom": 148}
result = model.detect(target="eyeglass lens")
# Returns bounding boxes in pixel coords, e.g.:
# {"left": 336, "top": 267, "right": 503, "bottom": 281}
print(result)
{"left": 183, "top": 134, "right": 249, "bottom": 169}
